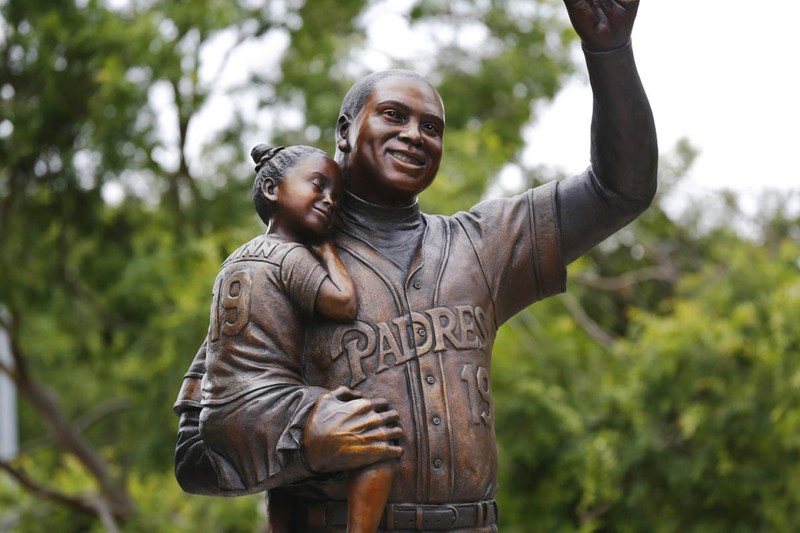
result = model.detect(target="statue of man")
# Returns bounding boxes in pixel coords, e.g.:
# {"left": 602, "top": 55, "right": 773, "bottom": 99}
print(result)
{"left": 174, "top": 1, "right": 657, "bottom": 531}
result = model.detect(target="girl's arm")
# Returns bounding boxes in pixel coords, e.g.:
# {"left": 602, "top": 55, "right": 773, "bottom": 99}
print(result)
{"left": 311, "top": 240, "right": 358, "bottom": 323}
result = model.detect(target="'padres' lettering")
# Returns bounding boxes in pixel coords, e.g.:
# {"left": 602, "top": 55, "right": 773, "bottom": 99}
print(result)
{"left": 330, "top": 305, "right": 488, "bottom": 387}
{"left": 456, "top": 305, "right": 482, "bottom": 350}
{"left": 331, "top": 321, "right": 376, "bottom": 387}
{"left": 376, "top": 322, "right": 414, "bottom": 374}
{"left": 427, "top": 307, "right": 462, "bottom": 351}
{"left": 411, "top": 311, "right": 433, "bottom": 356}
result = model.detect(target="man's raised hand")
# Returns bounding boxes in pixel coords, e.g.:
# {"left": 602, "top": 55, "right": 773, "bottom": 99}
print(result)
{"left": 563, "top": 0, "right": 639, "bottom": 51}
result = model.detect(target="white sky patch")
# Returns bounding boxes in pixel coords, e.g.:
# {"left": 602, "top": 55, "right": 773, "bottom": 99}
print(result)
{"left": 148, "top": 80, "right": 181, "bottom": 173}
{"left": 178, "top": 0, "right": 798, "bottom": 216}
{"left": 524, "top": 0, "right": 800, "bottom": 208}
{"left": 358, "top": 0, "right": 423, "bottom": 70}
{"left": 185, "top": 28, "right": 291, "bottom": 174}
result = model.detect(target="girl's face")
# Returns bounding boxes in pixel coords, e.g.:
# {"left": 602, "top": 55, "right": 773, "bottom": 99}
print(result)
{"left": 269, "top": 153, "right": 344, "bottom": 241}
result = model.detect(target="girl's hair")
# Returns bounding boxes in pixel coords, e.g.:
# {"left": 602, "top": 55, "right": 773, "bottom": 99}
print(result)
{"left": 251, "top": 143, "right": 328, "bottom": 225}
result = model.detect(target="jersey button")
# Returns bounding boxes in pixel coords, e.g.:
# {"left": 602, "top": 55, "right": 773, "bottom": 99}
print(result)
{"left": 413, "top": 281, "right": 421, "bottom": 289}
{"left": 418, "top": 328, "right": 426, "bottom": 337}
{"left": 432, "top": 416, "right": 441, "bottom": 425}
{"left": 433, "top": 458, "right": 443, "bottom": 468}
{"left": 426, "top": 375, "right": 435, "bottom": 384}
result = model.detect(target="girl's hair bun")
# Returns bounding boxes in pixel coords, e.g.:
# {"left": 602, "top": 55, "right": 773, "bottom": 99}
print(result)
{"left": 251, "top": 144, "right": 285, "bottom": 172}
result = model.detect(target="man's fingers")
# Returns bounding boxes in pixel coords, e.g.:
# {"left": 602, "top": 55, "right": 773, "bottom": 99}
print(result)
{"left": 345, "top": 397, "right": 396, "bottom": 417}
{"left": 343, "top": 397, "right": 383, "bottom": 416}
{"left": 378, "top": 409, "right": 400, "bottom": 426}
{"left": 330, "top": 386, "right": 362, "bottom": 401}
{"left": 384, "top": 444, "right": 403, "bottom": 459}
{"left": 356, "top": 408, "right": 401, "bottom": 431}
{"left": 371, "top": 398, "right": 390, "bottom": 411}
{"left": 352, "top": 442, "right": 404, "bottom": 462}
{"left": 359, "top": 423, "right": 404, "bottom": 443}
{"left": 384, "top": 426, "right": 404, "bottom": 442}
{"left": 563, "top": 0, "right": 593, "bottom": 15}
{"left": 562, "top": 0, "right": 638, "bottom": 50}
{"left": 358, "top": 409, "right": 401, "bottom": 430}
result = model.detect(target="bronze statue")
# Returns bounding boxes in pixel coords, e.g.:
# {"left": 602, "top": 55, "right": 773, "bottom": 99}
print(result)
{"left": 196, "top": 143, "right": 397, "bottom": 533}
{"left": 174, "top": 1, "right": 657, "bottom": 531}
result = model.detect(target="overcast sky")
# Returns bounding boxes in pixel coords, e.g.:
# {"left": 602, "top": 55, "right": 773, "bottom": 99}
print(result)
{"left": 525, "top": 0, "right": 800, "bottom": 209}
{"left": 187, "top": 0, "right": 799, "bottom": 216}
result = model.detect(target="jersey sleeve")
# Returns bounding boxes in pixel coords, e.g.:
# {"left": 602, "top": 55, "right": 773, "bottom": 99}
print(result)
{"left": 173, "top": 338, "right": 236, "bottom": 495}
{"left": 280, "top": 245, "right": 328, "bottom": 317}
{"left": 173, "top": 339, "right": 207, "bottom": 415}
{"left": 456, "top": 180, "right": 566, "bottom": 325}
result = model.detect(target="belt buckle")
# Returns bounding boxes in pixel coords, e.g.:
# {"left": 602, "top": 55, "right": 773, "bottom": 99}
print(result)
{"left": 422, "top": 504, "right": 458, "bottom": 530}
{"left": 445, "top": 504, "right": 459, "bottom": 528}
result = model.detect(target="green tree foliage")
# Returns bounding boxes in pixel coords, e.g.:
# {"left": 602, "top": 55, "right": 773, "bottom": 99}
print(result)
{"left": 2, "top": 0, "right": 799, "bottom": 531}
{"left": 0, "top": 0, "right": 573, "bottom": 528}
{"left": 0, "top": 0, "right": 273, "bottom": 527}
{"left": 492, "top": 147, "right": 800, "bottom": 532}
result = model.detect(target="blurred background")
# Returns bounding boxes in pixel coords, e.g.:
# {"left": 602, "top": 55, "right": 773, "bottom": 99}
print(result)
{"left": 1, "top": 0, "right": 799, "bottom": 531}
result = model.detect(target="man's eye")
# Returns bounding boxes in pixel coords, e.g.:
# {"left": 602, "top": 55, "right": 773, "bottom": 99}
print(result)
{"left": 383, "top": 110, "right": 401, "bottom": 121}
{"left": 423, "top": 123, "right": 440, "bottom": 136}
{"left": 312, "top": 183, "right": 323, "bottom": 192}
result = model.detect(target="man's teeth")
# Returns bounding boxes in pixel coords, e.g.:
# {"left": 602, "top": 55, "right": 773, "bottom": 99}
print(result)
{"left": 393, "top": 152, "right": 422, "bottom": 165}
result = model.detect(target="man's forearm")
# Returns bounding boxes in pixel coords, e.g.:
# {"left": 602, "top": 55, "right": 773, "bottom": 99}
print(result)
{"left": 559, "top": 41, "right": 658, "bottom": 264}
{"left": 586, "top": 41, "right": 657, "bottom": 207}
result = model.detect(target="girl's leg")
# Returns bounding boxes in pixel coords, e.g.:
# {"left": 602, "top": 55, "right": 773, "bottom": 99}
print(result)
{"left": 346, "top": 460, "right": 396, "bottom": 533}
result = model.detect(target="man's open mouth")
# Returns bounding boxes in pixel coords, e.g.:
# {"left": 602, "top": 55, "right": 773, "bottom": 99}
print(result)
{"left": 389, "top": 150, "right": 424, "bottom": 167}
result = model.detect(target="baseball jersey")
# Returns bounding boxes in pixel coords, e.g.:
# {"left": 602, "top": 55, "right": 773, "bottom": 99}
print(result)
{"left": 198, "top": 234, "right": 330, "bottom": 492}
{"left": 295, "top": 181, "right": 565, "bottom": 503}
{"left": 175, "top": 180, "right": 565, "bottom": 501}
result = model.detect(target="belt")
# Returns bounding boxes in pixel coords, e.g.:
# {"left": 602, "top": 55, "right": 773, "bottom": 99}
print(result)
{"left": 304, "top": 499, "right": 498, "bottom": 531}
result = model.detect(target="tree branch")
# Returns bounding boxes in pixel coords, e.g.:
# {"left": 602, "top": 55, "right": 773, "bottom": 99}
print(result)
{"left": 73, "top": 397, "right": 134, "bottom": 434}
{"left": 207, "top": 24, "right": 264, "bottom": 88}
{"left": 560, "top": 292, "right": 617, "bottom": 348}
{"left": 3, "top": 309, "right": 136, "bottom": 520}
{"left": 572, "top": 264, "right": 677, "bottom": 292}
{"left": 89, "top": 493, "right": 122, "bottom": 533}
{"left": 0, "top": 357, "right": 14, "bottom": 380}
{"left": 0, "top": 459, "right": 97, "bottom": 516}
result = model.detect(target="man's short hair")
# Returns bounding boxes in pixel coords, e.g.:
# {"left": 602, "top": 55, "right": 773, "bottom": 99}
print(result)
{"left": 338, "top": 69, "right": 439, "bottom": 121}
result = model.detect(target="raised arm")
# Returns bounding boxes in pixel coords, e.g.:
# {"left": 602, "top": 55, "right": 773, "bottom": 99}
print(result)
{"left": 558, "top": 0, "right": 658, "bottom": 264}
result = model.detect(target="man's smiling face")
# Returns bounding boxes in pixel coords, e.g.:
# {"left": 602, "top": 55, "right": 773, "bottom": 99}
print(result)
{"left": 341, "top": 75, "right": 445, "bottom": 207}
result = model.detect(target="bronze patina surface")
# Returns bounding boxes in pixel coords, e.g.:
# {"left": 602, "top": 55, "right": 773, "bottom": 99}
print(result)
{"left": 174, "top": 2, "right": 657, "bottom": 531}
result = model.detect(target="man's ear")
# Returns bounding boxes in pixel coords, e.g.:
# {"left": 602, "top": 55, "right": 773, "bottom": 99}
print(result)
{"left": 336, "top": 114, "right": 352, "bottom": 153}
{"left": 261, "top": 177, "right": 279, "bottom": 204}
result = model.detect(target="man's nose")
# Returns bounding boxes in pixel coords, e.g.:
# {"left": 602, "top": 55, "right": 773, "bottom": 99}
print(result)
{"left": 399, "top": 120, "right": 423, "bottom": 146}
